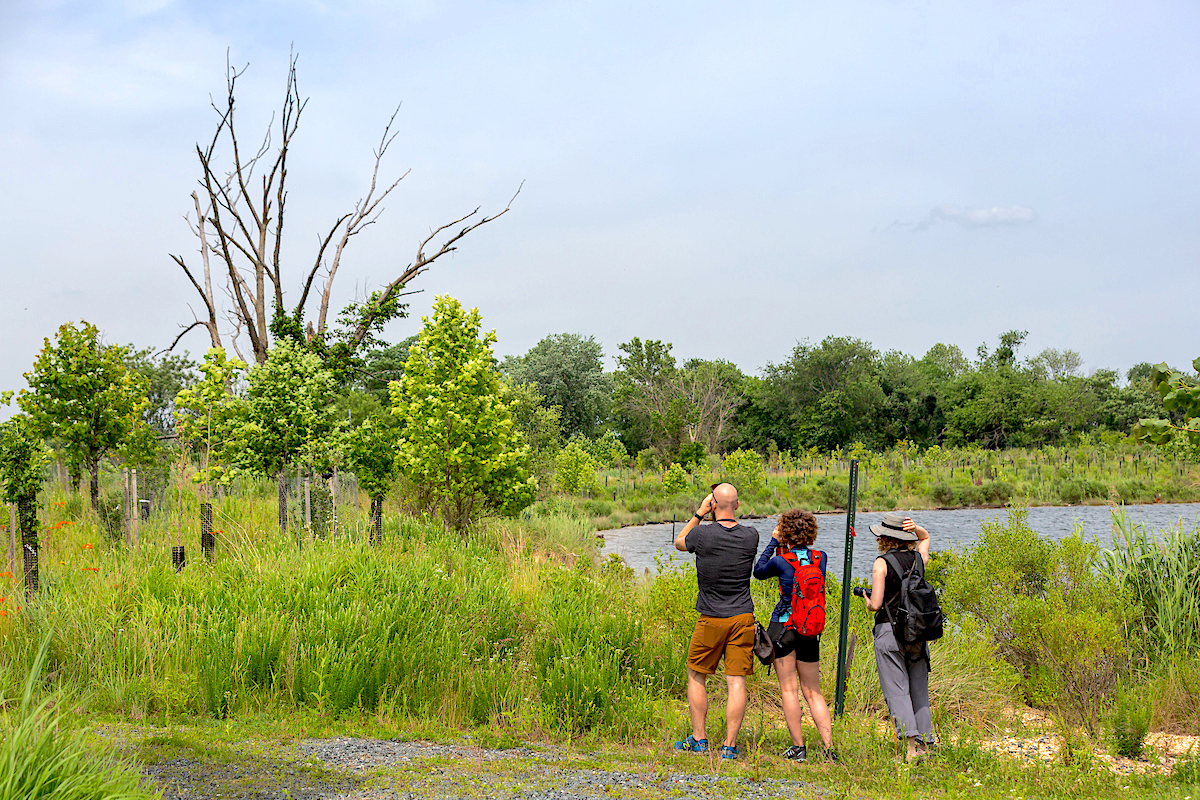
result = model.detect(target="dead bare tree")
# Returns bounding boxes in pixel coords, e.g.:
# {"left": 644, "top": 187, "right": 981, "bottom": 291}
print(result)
{"left": 169, "top": 51, "right": 519, "bottom": 363}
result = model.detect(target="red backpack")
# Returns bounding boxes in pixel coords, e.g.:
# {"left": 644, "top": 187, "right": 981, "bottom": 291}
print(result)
{"left": 779, "top": 548, "right": 826, "bottom": 637}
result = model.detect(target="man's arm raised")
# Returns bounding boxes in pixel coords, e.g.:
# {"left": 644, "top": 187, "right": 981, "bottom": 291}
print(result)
{"left": 675, "top": 493, "right": 715, "bottom": 552}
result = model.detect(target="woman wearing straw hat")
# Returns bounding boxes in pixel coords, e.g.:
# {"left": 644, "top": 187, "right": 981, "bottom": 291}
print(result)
{"left": 862, "top": 512, "right": 933, "bottom": 762}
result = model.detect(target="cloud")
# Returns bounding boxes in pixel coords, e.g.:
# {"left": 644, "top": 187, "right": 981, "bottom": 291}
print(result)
{"left": 908, "top": 204, "right": 1038, "bottom": 231}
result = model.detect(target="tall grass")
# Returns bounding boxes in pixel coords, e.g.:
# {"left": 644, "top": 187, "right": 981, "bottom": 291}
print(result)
{"left": 1100, "top": 511, "right": 1200, "bottom": 662}
{"left": 0, "top": 637, "right": 154, "bottom": 800}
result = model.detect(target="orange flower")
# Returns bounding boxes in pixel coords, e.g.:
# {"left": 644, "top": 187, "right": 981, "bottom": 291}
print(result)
{"left": 82, "top": 567, "right": 100, "bottom": 573}
{"left": 83, "top": 543, "right": 94, "bottom": 550}
{"left": 0, "top": 572, "right": 11, "bottom": 579}
{"left": 0, "top": 597, "right": 5, "bottom": 603}
{"left": 0, "top": 609, "right": 7, "bottom": 617}
{"left": 53, "top": 501, "right": 65, "bottom": 506}
{"left": 61, "top": 521, "right": 75, "bottom": 526}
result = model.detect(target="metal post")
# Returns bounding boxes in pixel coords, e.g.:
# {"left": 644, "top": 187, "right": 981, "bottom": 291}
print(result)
{"left": 7, "top": 504, "right": 14, "bottom": 577}
{"left": 123, "top": 467, "right": 131, "bottom": 548}
{"left": 131, "top": 469, "right": 139, "bottom": 547}
{"left": 834, "top": 458, "right": 859, "bottom": 717}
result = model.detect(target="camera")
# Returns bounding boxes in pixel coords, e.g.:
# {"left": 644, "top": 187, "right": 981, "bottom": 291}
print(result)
{"left": 852, "top": 586, "right": 871, "bottom": 598}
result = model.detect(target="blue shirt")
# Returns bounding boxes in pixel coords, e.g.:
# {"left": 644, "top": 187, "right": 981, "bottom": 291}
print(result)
{"left": 753, "top": 537, "right": 829, "bottom": 623}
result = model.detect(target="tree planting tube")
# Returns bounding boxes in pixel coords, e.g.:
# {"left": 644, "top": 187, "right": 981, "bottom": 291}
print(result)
{"left": 200, "top": 502, "right": 214, "bottom": 560}
{"left": 171, "top": 545, "right": 186, "bottom": 572}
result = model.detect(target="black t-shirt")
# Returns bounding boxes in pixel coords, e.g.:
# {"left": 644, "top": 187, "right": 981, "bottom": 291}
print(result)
{"left": 685, "top": 522, "right": 758, "bottom": 617}
{"left": 875, "top": 549, "right": 918, "bottom": 627}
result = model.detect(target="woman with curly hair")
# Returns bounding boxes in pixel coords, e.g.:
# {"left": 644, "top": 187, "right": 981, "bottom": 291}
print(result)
{"left": 753, "top": 509, "right": 835, "bottom": 762}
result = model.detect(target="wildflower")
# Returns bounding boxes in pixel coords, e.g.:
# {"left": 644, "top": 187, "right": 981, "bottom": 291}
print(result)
{"left": 0, "top": 597, "right": 5, "bottom": 603}
{"left": 82, "top": 567, "right": 100, "bottom": 573}
{"left": 0, "top": 609, "right": 7, "bottom": 617}
{"left": 61, "top": 521, "right": 75, "bottom": 526}
{"left": 53, "top": 501, "right": 65, "bottom": 506}
{"left": 83, "top": 543, "right": 94, "bottom": 550}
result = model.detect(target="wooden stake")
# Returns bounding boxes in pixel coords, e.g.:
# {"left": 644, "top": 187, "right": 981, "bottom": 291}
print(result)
{"left": 131, "top": 469, "right": 139, "bottom": 548}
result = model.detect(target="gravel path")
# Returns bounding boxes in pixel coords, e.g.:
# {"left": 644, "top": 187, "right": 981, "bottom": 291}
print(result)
{"left": 140, "top": 736, "right": 825, "bottom": 800}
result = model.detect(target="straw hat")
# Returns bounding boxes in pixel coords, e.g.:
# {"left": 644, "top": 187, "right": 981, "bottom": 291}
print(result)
{"left": 868, "top": 512, "right": 917, "bottom": 541}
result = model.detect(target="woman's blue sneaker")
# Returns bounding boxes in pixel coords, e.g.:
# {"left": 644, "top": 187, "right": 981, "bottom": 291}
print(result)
{"left": 720, "top": 745, "right": 739, "bottom": 760}
{"left": 673, "top": 735, "right": 708, "bottom": 753}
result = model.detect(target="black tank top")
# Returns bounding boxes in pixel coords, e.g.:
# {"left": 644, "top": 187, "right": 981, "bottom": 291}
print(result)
{"left": 874, "top": 549, "right": 918, "bottom": 627}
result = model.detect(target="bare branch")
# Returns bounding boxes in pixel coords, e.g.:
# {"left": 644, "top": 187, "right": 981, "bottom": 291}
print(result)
{"left": 166, "top": 321, "right": 206, "bottom": 353}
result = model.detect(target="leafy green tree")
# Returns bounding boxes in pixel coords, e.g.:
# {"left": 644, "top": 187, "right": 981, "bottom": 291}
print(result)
{"left": 239, "top": 340, "right": 339, "bottom": 530}
{"left": 750, "top": 336, "right": 885, "bottom": 452}
{"left": 19, "top": 321, "right": 148, "bottom": 509}
{"left": 174, "top": 348, "right": 249, "bottom": 486}
{"left": 343, "top": 415, "right": 401, "bottom": 543}
{"left": 721, "top": 448, "right": 765, "bottom": 495}
{"left": 1135, "top": 358, "right": 1200, "bottom": 447}
{"left": 503, "top": 379, "right": 563, "bottom": 490}
{"left": 502, "top": 333, "right": 612, "bottom": 439}
{"left": 0, "top": 415, "right": 47, "bottom": 596}
{"left": 555, "top": 439, "right": 597, "bottom": 495}
{"left": 393, "top": 296, "right": 535, "bottom": 529}
{"left": 613, "top": 337, "right": 680, "bottom": 455}
{"left": 662, "top": 461, "right": 688, "bottom": 495}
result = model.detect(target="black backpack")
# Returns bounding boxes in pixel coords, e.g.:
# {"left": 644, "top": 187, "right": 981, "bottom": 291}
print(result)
{"left": 882, "top": 552, "right": 945, "bottom": 648}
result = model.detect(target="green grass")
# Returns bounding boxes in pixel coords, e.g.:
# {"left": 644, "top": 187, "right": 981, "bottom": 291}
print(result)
{"left": 2, "top": 477, "right": 1198, "bottom": 798}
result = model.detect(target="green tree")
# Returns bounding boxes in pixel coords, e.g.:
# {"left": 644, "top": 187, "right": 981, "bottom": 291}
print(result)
{"left": 238, "top": 339, "right": 339, "bottom": 530}
{"left": 503, "top": 379, "right": 563, "bottom": 490}
{"left": 662, "top": 461, "right": 688, "bottom": 495}
{"left": 19, "top": 321, "right": 148, "bottom": 509}
{"left": 343, "top": 415, "right": 401, "bottom": 544}
{"left": 0, "top": 415, "right": 47, "bottom": 596}
{"left": 502, "top": 333, "right": 612, "bottom": 439}
{"left": 750, "top": 336, "right": 885, "bottom": 452}
{"left": 613, "top": 337, "right": 680, "bottom": 455}
{"left": 174, "top": 348, "right": 249, "bottom": 486}
{"left": 358, "top": 336, "right": 419, "bottom": 403}
{"left": 393, "top": 296, "right": 535, "bottom": 529}
{"left": 555, "top": 439, "right": 597, "bottom": 495}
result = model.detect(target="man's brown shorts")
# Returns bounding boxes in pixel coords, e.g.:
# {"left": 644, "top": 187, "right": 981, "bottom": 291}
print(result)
{"left": 686, "top": 612, "right": 755, "bottom": 677}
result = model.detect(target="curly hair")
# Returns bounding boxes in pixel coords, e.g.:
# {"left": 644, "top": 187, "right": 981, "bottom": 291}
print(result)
{"left": 776, "top": 509, "right": 818, "bottom": 549}
{"left": 876, "top": 536, "right": 916, "bottom": 554}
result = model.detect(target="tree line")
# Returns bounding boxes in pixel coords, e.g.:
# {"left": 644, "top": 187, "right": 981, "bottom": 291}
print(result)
{"left": 499, "top": 329, "right": 1186, "bottom": 466}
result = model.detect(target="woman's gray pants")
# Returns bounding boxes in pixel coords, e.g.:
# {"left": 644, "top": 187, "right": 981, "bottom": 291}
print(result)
{"left": 872, "top": 623, "right": 932, "bottom": 741}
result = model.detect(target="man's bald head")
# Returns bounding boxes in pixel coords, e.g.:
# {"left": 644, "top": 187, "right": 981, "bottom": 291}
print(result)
{"left": 712, "top": 483, "right": 739, "bottom": 513}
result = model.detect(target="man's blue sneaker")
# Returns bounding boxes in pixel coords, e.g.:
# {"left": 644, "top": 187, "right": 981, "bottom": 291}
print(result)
{"left": 673, "top": 735, "right": 708, "bottom": 753}
{"left": 720, "top": 745, "right": 739, "bottom": 760}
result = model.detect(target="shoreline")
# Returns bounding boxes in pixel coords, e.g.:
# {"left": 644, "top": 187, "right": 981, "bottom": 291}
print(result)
{"left": 595, "top": 498, "right": 1200, "bottom": 533}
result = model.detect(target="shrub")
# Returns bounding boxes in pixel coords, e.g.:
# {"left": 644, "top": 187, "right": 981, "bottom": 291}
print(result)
{"left": 556, "top": 440, "right": 597, "bottom": 494}
{"left": 984, "top": 481, "right": 1014, "bottom": 504}
{"left": 814, "top": 477, "right": 849, "bottom": 510}
{"left": 930, "top": 481, "right": 956, "bottom": 505}
{"left": 662, "top": 462, "right": 687, "bottom": 495}
{"left": 940, "top": 508, "right": 1128, "bottom": 732}
{"left": 1106, "top": 689, "right": 1150, "bottom": 759}
{"left": 955, "top": 484, "right": 985, "bottom": 507}
{"left": 721, "top": 448, "right": 765, "bottom": 496}
{"left": 1058, "top": 478, "right": 1108, "bottom": 505}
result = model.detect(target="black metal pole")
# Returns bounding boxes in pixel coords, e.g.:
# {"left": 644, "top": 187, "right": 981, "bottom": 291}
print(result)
{"left": 834, "top": 458, "right": 859, "bottom": 716}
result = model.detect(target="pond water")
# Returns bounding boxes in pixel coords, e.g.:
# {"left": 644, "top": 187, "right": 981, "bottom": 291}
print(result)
{"left": 598, "top": 503, "right": 1200, "bottom": 585}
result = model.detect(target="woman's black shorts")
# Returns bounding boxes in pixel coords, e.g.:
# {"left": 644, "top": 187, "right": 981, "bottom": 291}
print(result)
{"left": 767, "top": 621, "right": 820, "bottom": 663}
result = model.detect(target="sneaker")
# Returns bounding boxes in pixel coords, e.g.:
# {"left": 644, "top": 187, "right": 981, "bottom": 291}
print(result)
{"left": 673, "top": 735, "right": 708, "bottom": 753}
{"left": 720, "top": 745, "right": 740, "bottom": 760}
{"left": 781, "top": 744, "right": 807, "bottom": 761}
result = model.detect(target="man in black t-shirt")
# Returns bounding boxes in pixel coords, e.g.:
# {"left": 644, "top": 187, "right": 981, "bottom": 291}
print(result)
{"left": 671, "top": 483, "right": 758, "bottom": 760}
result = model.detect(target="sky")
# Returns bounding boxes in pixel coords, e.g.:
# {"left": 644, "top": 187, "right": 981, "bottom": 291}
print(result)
{"left": 2, "top": 0, "right": 1198, "bottom": 412}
